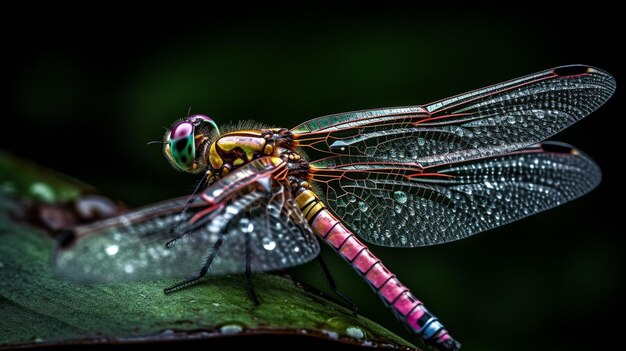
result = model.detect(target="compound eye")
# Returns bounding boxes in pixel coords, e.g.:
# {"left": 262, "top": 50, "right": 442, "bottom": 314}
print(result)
{"left": 168, "top": 121, "right": 196, "bottom": 170}
{"left": 171, "top": 121, "right": 194, "bottom": 140}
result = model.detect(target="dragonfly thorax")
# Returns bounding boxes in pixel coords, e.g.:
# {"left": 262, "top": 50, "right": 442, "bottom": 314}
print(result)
{"left": 206, "top": 128, "right": 297, "bottom": 181}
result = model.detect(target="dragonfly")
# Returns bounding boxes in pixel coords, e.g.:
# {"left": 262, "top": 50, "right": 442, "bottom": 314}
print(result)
{"left": 55, "top": 65, "right": 615, "bottom": 351}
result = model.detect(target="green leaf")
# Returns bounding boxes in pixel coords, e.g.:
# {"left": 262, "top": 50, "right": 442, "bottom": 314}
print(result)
{"left": 0, "top": 150, "right": 91, "bottom": 203}
{"left": 0, "top": 152, "right": 419, "bottom": 350}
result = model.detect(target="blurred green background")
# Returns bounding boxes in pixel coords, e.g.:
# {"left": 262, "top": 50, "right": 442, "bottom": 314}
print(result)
{"left": 2, "top": 5, "right": 624, "bottom": 351}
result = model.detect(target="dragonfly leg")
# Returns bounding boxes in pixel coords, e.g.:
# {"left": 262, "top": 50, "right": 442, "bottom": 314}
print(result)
{"left": 164, "top": 229, "right": 225, "bottom": 294}
{"left": 166, "top": 173, "right": 214, "bottom": 248}
{"left": 245, "top": 231, "right": 260, "bottom": 306}
{"left": 317, "top": 254, "right": 358, "bottom": 316}
{"left": 168, "top": 172, "right": 209, "bottom": 236}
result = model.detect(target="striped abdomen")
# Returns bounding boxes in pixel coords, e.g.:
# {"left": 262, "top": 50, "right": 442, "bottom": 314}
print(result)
{"left": 294, "top": 188, "right": 460, "bottom": 351}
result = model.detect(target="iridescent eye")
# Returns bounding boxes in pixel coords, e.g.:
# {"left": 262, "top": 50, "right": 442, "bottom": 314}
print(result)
{"left": 165, "top": 114, "right": 220, "bottom": 173}
{"left": 171, "top": 121, "right": 194, "bottom": 140}
{"left": 168, "top": 121, "right": 196, "bottom": 171}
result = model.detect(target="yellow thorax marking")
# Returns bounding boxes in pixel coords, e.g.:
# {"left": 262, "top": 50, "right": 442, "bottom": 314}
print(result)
{"left": 217, "top": 135, "right": 266, "bottom": 161}
{"left": 224, "top": 130, "right": 263, "bottom": 136}
{"left": 209, "top": 143, "right": 223, "bottom": 169}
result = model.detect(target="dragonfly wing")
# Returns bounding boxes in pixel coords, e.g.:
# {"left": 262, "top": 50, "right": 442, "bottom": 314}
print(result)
{"left": 55, "top": 196, "right": 196, "bottom": 282}
{"left": 175, "top": 172, "right": 320, "bottom": 276}
{"left": 293, "top": 65, "right": 614, "bottom": 166}
{"left": 55, "top": 157, "right": 319, "bottom": 283}
{"left": 309, "top": 142, "right": 600, "bottom": 247}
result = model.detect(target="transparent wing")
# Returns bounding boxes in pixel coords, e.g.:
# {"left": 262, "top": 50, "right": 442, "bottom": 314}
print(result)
{"left": 293, "top": 65, "right": 614, "bottom": 166}
{"left": 309, "top": 142, "right": 600, "bottom": 247}
{"left": 55, "top": 157, "right": 320, "bottom": 283}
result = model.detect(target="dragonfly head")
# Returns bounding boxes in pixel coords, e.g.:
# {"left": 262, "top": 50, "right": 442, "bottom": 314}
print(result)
{"left": 164, "top": 114, "right": 220, "bottom": 173}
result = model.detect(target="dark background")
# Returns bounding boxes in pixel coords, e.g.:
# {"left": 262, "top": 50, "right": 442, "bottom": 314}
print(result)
{"left": 2, "top": 5, "right": 624, "bottom": 351}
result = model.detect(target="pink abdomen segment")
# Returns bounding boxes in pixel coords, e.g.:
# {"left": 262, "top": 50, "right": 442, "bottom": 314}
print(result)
{"left": 303, "top": 193, "right": 459, "bottom": 350}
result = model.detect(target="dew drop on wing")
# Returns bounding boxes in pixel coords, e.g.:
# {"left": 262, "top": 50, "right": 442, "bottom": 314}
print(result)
{"left": 358, "top": 201, "right": 368, "bottom": 212}
{"left": 262, "top": 237, "right": 276, "bottom": 251}
{"left": 268, "top": 204, "right": 280, "bottom": 216}
{"left": 226, "top": 205, "right": 238, "bottom": 215}
{"left": 239, "top": 217, "right": 254, "bottom": 233}
{"left": 105, "top": 245, "right": 119, "bottom": 256}
{"left": 124, "top": 264, "right": 134, "bottom": 274}
{"left": 393, "top": 191, "right": 407, "bottom": 204}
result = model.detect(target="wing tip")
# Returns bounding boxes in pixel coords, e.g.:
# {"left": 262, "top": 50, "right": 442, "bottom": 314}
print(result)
{"left": 553, "top": 64, "right": 593, "bottom": 77}
{"left": 541, "top": 141, "right": 602, "bottom": 190}
{"left": 553, "top": 64, "right": 616, "bottom": 96}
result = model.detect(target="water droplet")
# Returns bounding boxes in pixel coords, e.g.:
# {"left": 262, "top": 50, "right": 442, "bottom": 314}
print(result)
{"left": 358, "top": 201, "right": 368, "bottom": 212}
{"left": 262, "top": 237, "right": 276, "bottom": 251}
{"left": 293, "top": 246, "right": 300, "bottom": 253}
{"left": 105, "top": 245, "right": 119, "bottom": 256}
{"left": 496, "top": 192, "right": 503, "bottom": 200}
{"left": 322, "top": 330, "right": 339, "bottom": 340}
{"left": 485, "top": 181, "right": 494, "bottom": 189}
{"left": 417, "top": 138, "right": 426, "bottom": 146}
{"left": 275, "top": 222, "right": 282, "bottom": 230}
{"left": 346, "top": 326, "right": 364, "bottom": 339}
{"left": 348, "top": 196, "right": 357, "bottom": 203}
{"left": 239, "top": 218, "right": 254, "bottom": 233}
{"left": 268, "top": 205, "right": 280, "bottom": 216}
{"left": 124, "top": 264, "right": 134, "bottom": 273}
{"left": 393, "top": 191, "right": 408, "bottom": 204}
{"left": 507, "top": 116, "right": 516, "bottom": 124}
{"left": 220, "top": 324, "right": 243, "bottom": 335}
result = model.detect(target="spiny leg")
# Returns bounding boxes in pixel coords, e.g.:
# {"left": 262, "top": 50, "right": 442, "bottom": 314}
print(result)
{"left": 164, "top": 229, "right": 225, "bottom": 294}
{"left": 317, "top": 254, "right": 358, "bottom": 316}
{"left": 245, "top": 230, "right": 260, "bottom": 306}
